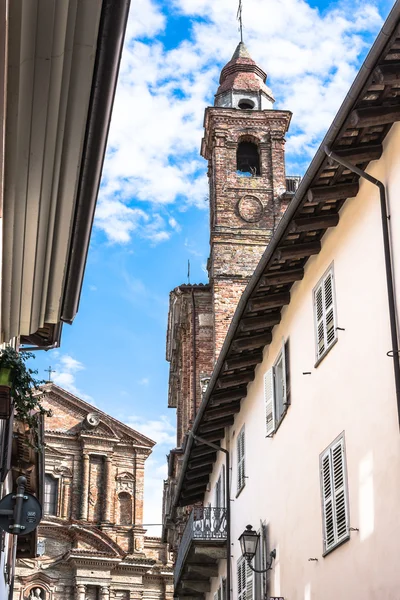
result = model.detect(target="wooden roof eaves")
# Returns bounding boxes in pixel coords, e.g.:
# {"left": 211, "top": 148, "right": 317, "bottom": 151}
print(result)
{"left": 173, "top": 2, "right": 400, "bottom": 508}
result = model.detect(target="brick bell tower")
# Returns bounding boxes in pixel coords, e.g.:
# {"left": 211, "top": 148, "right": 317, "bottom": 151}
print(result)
{"left": 201, "top": 42, "right": 292, "bottom": 358}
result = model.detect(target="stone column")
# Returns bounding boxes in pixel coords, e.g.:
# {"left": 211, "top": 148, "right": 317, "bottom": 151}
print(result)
{"left": 80, "top": 454, "right": 90, "bottom": 520}
{"left": 100, "top": 586, "right": 110, "bottom": 600}
{"left": 75, "top": 584, "right": 86, "bottom": 600}
{"left": 104, "top": 456, "right": 113, "bottom": 522}
{"left": 62, "top": 479, "right": 71, "bottom": 519}
{"left": 64, "top": 585, "right": 73, "bottom": 599}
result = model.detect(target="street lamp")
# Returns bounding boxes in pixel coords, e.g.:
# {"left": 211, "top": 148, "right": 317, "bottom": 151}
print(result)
{"left": 238, "top": 525, "right": 276, "bottom": 573}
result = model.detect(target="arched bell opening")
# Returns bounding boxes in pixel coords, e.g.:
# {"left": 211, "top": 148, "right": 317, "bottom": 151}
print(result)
{"left": 238, "top": 99, "right": 255, "bottom": 110}
{"left": 236, "top": 141, "right": 260, "bottom": 175}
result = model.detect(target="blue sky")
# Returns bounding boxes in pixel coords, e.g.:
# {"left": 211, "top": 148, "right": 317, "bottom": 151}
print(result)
{"left": 31, "top": 0, "right": 393, "bottom": 531}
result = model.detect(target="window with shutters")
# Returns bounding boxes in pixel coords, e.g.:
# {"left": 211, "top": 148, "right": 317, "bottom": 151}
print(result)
{"left": 320, "top": 434, "right": 350, "bottom": 554}
{"left": 313, "top": 266, "right": 337, "bottom": 363}
{"left": 44, "top": 474, "right": 59, "bottom": 516}
{"left": 264, "top": 340, "right": 290, "bottom": 436}
{"left": 214, "top": 580, "right": 225, "bottom": 600}
{"left": 237, "top": 427, "right": 246, "bottom": 494}
{"left": 237, "top": 556, "right": 254, "bottom": 600}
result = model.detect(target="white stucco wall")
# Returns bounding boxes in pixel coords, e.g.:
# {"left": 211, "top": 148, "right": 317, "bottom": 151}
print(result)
{"left": 203, "top": 121, "right": 400, "bottom": 600}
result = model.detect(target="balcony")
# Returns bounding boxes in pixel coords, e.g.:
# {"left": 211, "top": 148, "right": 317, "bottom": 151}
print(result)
{"left": 175, "top": 507, "right": 227, "bottom": 598}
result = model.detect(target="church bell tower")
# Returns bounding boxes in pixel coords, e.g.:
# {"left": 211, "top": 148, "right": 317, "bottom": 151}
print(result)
{"left": 201, "top": 42, "right": 292, "bottom": 358}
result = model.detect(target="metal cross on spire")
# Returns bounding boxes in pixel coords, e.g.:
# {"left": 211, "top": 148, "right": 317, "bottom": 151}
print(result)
{"left": 45, "top": 366, "right": 56, "bottom": 383}
{"left": 237, "top": 0, "right": 243, "bottom": 43}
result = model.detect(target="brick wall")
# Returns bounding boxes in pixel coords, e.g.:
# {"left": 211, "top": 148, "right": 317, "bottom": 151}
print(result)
{"left": 202, "top": 108, "right": 292, "bottom": 358}
{"left": 166, "top": 285, "right": 213, "bottom": 448}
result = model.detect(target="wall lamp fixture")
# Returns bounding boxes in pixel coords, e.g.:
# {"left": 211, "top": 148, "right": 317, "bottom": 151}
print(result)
{"left": 239, "top": 524, "right": 276, "bottom": 573}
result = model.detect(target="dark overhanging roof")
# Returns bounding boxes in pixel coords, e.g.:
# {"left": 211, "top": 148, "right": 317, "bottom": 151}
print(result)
{"left": 174, "top": 0, "right": 400, "bottom": 507}
{"left": 61, "top": 0, "right": 131, "bottom": 325}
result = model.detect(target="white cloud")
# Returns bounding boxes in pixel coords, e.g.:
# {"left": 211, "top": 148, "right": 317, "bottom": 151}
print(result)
{"left": 142, "top": 456, "right": 168, "bottom": 532}
{"left": 95, "top": 0, "right": 383, "bottom": 244}
{"left": 125, "top": 414, "right": 176, "bottom": 446}
{"left": 52, "top": 354, "right": 93, "bottom": 403}
{"left": 139, "top": 377, "right": 150, "bottom": 386}
{"left": 126, "top": 0, "right": 165, "bottom": 39}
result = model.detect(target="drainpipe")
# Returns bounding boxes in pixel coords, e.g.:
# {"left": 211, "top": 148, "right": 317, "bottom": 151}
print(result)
{"left": 191, "top": 289, "right": 197, "bottom": 420}
{"left": 324, "top": 147, "right": 400, "bottom": 427}
{"left": 190, "top": 432, "right": 231, "bottom": 600}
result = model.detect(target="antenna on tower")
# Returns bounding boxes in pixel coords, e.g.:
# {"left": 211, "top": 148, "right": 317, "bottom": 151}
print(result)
{"left": 237, "top": 0, "right": 243, "bottom": 43}
{"left": 187, "top": 259, "right": 191, "bottom": 285}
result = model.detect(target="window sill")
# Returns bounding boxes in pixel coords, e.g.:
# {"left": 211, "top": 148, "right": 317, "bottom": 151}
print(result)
{"left": 314, "top": 337, "right": 338, "bottom": 368}
{"left": 266, "top": 406, "right": 290, "bottom": 438}
{"left": 322, "top": 533, "right": 350, "bottom": 557}
{"left": 236, "top": 484, "right": 246, "bottom": 499}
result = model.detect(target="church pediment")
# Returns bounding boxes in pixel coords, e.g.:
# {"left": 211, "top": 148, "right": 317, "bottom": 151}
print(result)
{"left": 39, "top": 521, "right": 124, "bottom": 558}
{"left": 41, "top": 384, "right": 155, "bottom": 448}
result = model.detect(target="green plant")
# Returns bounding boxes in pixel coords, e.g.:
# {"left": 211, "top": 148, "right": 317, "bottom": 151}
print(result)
{"left": 0, "top": 347, "right": 51, "bottom": 430}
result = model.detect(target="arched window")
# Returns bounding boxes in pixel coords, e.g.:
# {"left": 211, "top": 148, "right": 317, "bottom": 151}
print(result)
{"left": 119, "top": 492, "right": 132, "bottom": 525}
{"left": 236, "top": 141, "right": 260, "bottom": 175}
{"left": 238, "top": 99, "right": 255, "bottom": 110}
{"left": 44, "top": 475, "right": 58, "bottom": 516}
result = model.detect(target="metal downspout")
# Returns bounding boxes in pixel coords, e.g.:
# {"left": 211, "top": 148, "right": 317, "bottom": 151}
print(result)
{"left": 190, "top": 432, "right": 231, "bottom": 600}
{"left": 325, "top": 146, "right": 400, "bottom": 427}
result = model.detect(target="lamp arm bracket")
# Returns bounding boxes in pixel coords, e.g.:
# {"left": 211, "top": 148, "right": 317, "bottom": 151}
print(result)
{"left": 245, "top": 559, "right": 274, "bottom": 573}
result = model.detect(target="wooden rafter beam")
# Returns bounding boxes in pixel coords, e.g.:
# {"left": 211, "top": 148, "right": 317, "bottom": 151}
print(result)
{"left": 186, "top": 465, "right": 214, "bottom": 480}
{"left": 232, "top": 332, "right": 272, "bottom": 351}
{"left": 183, "top": 476, "right": 210, "bottom": 491}
{"left": 224, "top": 351, "right": 264, "bottom": 370}
{"left": 193, "top": 429, "right": 225, "bottom": 442}
{"left": 203, "top": 403, "right": 241, "bottom": 421}
{"left": 178, "top": 493, "right": 204, "bottom": 506}
{"left": 216, "top": 370, "right": 255, "bottom": 389}
{"left": 188, "top": 457, "right": 216, "bottom": 470}
{"left": 199, "top": 416, "right": 234, "bottom": 433}
{"left": 350, "top": 104, "right": 400, "bottom": 128}
{"left": 239, "top": 313, "right": 280, "bottom": 333}
{"left": 291, "top": 214, "right": 339, "bottom": 232}
{"left": 248, "top": 292, "right": 290, "bottom": 312}
{"left": 210, "top": 386, "right": 248, "bottom": 405}
{"left": 260, "top": 269, "right": 304, "bottom": 286}
{"left": 276, "top": 242, "right": 321, "bottom": 261}
{"left": 181, "top": 487, "right": 207, "bottom": 500}
{"left": 332, "top": 143, "right": 382, "bottom": 163}
{"left": 191, "top": 444, "right": 220, "bottom": 458}
{"left": 307, "top": 182, "right": 359, "bottom": 202}
{"left": 373, "top": 63, "right": 400, "bottom": 85}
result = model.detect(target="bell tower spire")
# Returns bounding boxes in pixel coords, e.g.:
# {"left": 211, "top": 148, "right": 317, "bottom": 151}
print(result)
{"left": 201, "top": 45, "right": 293, "bottom": 359}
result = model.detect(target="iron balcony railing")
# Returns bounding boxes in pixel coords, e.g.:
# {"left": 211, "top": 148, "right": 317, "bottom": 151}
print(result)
{"left": 174, "top": 506, "right": 227, "bottom": 587}
{"left": 286, "top": 175, "right": 301, "bottom": 194}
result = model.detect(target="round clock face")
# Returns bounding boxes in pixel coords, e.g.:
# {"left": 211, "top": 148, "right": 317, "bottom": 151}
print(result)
{"left": 237, "top": 195, "right": 263, "bottom": 223}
